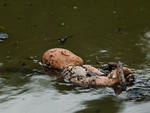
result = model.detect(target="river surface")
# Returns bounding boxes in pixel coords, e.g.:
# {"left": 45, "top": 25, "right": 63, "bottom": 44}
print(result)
{"left": 0, "top": 0, "right": 150, "bottom": 113}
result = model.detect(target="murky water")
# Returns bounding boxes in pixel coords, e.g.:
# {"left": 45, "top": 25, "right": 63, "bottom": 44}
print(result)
{"left": 0, "top": 0, "right": 150, "bottom": 113}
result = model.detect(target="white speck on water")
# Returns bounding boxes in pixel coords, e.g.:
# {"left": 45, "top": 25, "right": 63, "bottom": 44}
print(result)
{"left": 135, "top": 43, "right": 144, "bottom": 46}
{"left": 6, "top": 56, "right": 11, "bottom": 59}
{"left": 113, "top": 10, "right": 117, "bottom": 14}
{"left": 99, "top": 49, "right": 108, "bottom": 53}
{"left": 144, "top": 31, "right": 150, "bottom": 38}
{"left": 60, "top": 22, "right": 65, "bottom": 26}
{"left": 73, "top": 6, "right": 78, "bottom": 10}
{"left": 0, "top": 63, "right": 3, "bottom": 67}
{"left": 33, "top": 59, "right": 38, "bottom": 63}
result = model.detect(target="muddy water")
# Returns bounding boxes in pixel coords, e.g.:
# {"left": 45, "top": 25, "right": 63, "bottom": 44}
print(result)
{"left": 0, "top": 0, "right": 150, "bottom": 113}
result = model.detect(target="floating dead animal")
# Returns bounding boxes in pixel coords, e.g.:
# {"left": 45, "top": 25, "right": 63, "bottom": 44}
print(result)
{"left": 41, "top": 48, "right": 134, "bottom": 89}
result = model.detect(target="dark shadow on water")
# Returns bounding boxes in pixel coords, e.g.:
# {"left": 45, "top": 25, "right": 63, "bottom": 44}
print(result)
{"left": 75, "top": 96, "right": 122, "bottom": 113}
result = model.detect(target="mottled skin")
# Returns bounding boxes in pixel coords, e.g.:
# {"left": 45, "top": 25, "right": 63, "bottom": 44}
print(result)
{"left": 82, "top": 65, "right": 104, "bottom": 75}
{"left": 42, "top": 48, "right": 84, "bottom": 69}
{"left": 62, "top": 65, "right": 133, "bottom": 87}
{"left": 42, "top": 48, "right": 133, "bottom": 87}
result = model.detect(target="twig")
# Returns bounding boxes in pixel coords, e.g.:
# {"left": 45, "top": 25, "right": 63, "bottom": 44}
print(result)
{"left": 117, "top": 61, "right": 126, "bottom": 89}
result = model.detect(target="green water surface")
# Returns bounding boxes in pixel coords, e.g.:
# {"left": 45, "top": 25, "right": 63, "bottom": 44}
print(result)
{"left": 0, "top": 0, "right": 150, "bottom": 113}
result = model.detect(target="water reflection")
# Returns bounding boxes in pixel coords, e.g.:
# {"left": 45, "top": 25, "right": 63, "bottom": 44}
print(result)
{"left": 0, "top": 73, "right": 116, "bottom": 113}
{"left": 141, "top": 31, "right": 150, "bottom": 63}
{"left": 75, "top": 96, "right": 122, "bottom": 113}
{"left": 0, "top": 64, "right": 150, "bottom": 113}
{"left": 119, "top": 101, "right": 150, "bottom": 113}
{"left": 1, "top": 0, "right": 150, "bottom": 113}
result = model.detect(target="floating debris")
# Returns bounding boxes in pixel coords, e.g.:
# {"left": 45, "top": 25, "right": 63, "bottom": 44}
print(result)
{"left": 58, "top": 37, "right": 68, "bottom": 44}
{"left": 58, "top": 35, "right": 72, "bottom": 44}
{"left": 0, "top": 32, "right": 8, "bottom": 42}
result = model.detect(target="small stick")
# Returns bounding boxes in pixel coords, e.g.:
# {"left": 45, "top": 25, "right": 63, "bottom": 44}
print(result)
{"left": 117, "top": 61, "right": 126, "bottom": 87}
